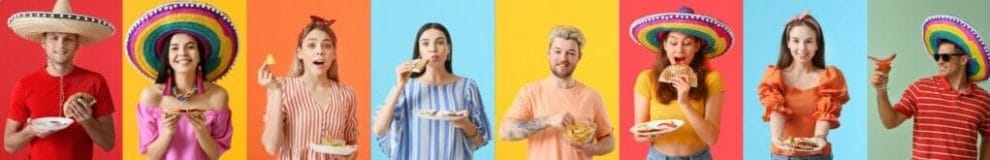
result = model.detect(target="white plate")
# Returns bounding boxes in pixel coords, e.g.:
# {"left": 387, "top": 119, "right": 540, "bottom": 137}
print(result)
{"left": 785, "top": 137, "right": 820, "bottom": 152}
{"left": 29, "top": 117, "right": 73, "bottom": 132}
{"left": 309, "top": 144, "right": 357, "bottom": 155}
{"left": 416, "top": 109, "right": 463, "bottom": 121}
{"left": 631, "top": 119, "right": 684, "bottom": 136}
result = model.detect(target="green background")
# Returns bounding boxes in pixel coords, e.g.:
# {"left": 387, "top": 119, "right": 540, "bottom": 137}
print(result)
{"left": 868, "top": 0, "right": 990, "bottom": 159}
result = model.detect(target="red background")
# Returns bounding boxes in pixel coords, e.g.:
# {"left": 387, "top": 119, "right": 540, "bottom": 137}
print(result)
{"left": 618, "top": 0, "right": 743, "bottom": 159}
{"left": 0, "top": 1, "right": 122, "bottom": 159}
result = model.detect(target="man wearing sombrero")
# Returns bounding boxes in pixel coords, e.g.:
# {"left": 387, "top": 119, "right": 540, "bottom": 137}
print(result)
{"left": 500, "top": 25, "right": 615, "bottom": 160}
{"left": 3, "top": 0, "right": 117, "bottom": 159}
{"left": 872, "top": 15, "right": 990, "bottom": 159}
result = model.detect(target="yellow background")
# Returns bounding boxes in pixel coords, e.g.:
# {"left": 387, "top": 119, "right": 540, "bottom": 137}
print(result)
{"left": 122, "top": 1, "right": 247, "bottom": 159}
{"left": 494, "top": 0, "right": 619, "bottom": 159}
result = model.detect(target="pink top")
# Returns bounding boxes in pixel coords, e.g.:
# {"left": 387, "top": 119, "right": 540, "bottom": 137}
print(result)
{"left": 137, "top": 104, "right": 233, "bottom": 160}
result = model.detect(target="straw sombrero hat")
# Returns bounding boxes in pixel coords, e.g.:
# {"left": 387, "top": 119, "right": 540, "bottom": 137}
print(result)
{"left": 7, "top": 0, "right": 115, "bottom": 44}
{"left": 629, "top": 6, "right": 734, "bottom": 59}
{"left": 923, "top": 15, "right": 989, "bottom": 81}
{"left": 125, "top": 1, "right": 239, "bottom": 82}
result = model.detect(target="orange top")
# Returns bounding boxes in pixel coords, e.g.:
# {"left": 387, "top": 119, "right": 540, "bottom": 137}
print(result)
{"left": 757, "top": 66, "right": 848, "bottom": 156}
{"left": 504, "top": 78, "right": 612, "bottom": 160}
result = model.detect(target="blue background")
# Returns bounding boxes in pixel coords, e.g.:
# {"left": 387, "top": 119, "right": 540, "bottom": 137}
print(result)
{"left": 369, "top": 0, "right": 495, "bottom": 159}
{"left": 742, "top": 0, "right": 868, "bottom": 159}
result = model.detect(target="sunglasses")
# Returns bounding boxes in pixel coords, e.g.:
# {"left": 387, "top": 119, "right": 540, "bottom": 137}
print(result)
{"left": 932, "top": 53, "right": 967, "bottom": 62}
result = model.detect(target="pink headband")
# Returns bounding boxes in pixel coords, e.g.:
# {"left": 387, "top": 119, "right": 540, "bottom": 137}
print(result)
{"left": 788, "top": 10, "right": 821, "bottom": 30}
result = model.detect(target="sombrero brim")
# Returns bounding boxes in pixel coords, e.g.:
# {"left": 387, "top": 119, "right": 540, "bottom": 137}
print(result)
{"left": 126, "top": 2, "right": 239, "bottom": 82}
{"left": 7, "top": 12, "right": 114, "bottom": 44}
{"left": 923, "top": 15, "right": 990, "bottom": 81}
{"left": 630, "top": 12, "right": 734, "bottom": 59}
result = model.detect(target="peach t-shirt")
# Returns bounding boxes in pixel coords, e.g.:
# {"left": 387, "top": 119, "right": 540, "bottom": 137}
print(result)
{"left": 504, "top": 78, "right": 613, "bottom": 160}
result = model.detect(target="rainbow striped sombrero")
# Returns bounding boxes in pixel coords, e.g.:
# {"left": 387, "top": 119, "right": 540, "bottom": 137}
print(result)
{"left": 126, "top": 1, "right": 238, "bottom": 82}
{"left": 629, "top": 6, "right": 734, "bottom": 59}
{"left": 923, "top": 15, "right": 989, "bottom": 81}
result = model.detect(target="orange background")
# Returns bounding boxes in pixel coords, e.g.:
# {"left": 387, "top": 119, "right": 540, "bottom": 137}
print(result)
{"left": 245, "top": 0, "right": 371, "bottom": 159}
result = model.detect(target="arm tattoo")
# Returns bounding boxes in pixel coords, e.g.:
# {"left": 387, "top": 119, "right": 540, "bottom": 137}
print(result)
{"left": 506, "top": 117, "right": 549, "bottom": 140}
{"left": 519, "top": 119, "right": 548, "bottom": 133}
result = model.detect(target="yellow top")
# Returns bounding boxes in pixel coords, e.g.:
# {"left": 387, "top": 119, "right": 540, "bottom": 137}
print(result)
{"left": 634, "top": 69, "right": 723, "bottom": 146}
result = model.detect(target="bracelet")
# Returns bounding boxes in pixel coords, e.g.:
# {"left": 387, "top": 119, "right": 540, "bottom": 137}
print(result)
{"left": 876, "top": 85, "right": 889, "bottom": 90}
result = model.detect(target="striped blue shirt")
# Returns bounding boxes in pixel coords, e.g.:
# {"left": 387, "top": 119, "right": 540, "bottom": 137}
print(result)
{"left": 376, "top": 78, "right": 491, "bottom": 160}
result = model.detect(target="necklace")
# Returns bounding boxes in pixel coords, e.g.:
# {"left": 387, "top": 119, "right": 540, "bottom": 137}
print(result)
{"left": 59, "top": 75, "right": 65, "bottom": 116}
{"left": 50, "top": 65, "right": 71, "bottom": 117}
{"left": 171, "top": 86, "right": 195, "bottom": 103}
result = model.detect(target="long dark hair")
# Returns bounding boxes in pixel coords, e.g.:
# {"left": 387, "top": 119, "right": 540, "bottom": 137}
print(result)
{"left": 410, "top": 22, "right": 453, "bottom": 78}
{"left": 653, "top": 32, "right": 709, "bottom": 103}
{"left": 154, "top": 32, "right": 209, "bottom": 84}
{"left": 776, "top": 15, "right": 825, "bottom": 69}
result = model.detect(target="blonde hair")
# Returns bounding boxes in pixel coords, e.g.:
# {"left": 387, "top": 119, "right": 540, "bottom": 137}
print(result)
{"left": 547, "top": 25, "right": 586, "bottom": 51}
{"left": 288, "top": 16, "right": 339, "bottom": 81}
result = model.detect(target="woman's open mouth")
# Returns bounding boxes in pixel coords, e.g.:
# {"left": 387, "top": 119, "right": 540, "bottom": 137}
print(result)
{"left": 673, "top": 56, "right": 687, "bottom": 64}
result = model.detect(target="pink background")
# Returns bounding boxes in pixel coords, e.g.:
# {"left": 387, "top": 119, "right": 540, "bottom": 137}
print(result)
{"left": 618, "top": 0, "right": 743, "bottom": 159}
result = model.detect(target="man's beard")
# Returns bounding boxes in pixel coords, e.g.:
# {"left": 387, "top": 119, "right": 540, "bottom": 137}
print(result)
{"left": 551, "top": 63, "right": 575, "bottom": 78}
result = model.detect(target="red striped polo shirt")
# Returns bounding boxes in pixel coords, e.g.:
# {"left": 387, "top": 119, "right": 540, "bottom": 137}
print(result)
{"left": 894, "top": 76, "right": 990, "bottom": 160}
